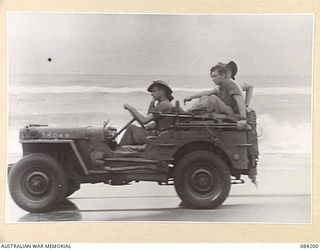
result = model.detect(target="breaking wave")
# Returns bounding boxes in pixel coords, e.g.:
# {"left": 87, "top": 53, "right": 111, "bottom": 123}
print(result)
{"left": 9, "top": 85, "right": 311, "bottom": 95}
{"left": 258, "top": 114, "right": 311, "bottom": 155}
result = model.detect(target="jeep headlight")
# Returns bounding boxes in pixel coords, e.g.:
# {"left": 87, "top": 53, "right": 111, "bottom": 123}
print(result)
{"left": 20, "top": 126, "right": 40, "bottom": 140}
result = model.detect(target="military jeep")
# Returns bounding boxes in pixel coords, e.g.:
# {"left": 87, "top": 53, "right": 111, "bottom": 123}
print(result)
{"left": 8, "top": 104, "right": 259, "bottom": 213}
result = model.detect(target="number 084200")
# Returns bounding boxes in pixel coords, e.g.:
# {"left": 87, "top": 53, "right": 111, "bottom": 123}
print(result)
{"left": 300, "top": 244, "right": 319, "bottom": 248}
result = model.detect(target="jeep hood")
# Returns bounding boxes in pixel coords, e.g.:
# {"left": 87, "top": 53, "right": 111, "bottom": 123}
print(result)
{"left": 20, "top": 125, "right": 102, "bottom": 140}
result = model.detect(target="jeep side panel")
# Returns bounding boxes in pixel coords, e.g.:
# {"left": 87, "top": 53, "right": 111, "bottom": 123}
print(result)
{"left": 144, "top": 128, "right": 250, "bottom": 170}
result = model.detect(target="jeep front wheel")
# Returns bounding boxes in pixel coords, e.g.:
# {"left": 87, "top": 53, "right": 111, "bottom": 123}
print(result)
{"left": 8, "top": 153, "right": 67, "bottom": 213}
{"left": 174, "top": 151, "right": 231, "bottom": 209}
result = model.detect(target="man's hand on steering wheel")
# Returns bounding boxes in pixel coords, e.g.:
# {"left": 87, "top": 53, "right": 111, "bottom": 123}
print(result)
{"left": 123, "top": 104, "right": 146, "bottom": 129}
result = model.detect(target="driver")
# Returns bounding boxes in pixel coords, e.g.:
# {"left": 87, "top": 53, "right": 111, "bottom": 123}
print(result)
{"left": 119, "top": 80, "right": 174, "bottom": 146}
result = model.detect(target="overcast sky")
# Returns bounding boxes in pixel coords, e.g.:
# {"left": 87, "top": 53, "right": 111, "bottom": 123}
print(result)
{"left": 8, "top": 13, "right": 313, "bottom": 76}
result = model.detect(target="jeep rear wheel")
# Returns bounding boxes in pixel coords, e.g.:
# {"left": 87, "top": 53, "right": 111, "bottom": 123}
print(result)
{"left": 9, "top": 153, "right": 67, "bottom": 213}
{"left": 174, "top": 151, "right": 231, "bottom": 209}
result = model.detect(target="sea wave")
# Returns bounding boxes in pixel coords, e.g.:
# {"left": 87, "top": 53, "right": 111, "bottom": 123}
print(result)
{"left": 257, "top": 114, "right": 311, "bottom": 155}
{"left": 9, "top": 85, "right": 311, "bottom": 95}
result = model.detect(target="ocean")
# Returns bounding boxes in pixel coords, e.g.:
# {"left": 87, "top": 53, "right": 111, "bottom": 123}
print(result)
{"left": 7, "top": 74, "right": 312, "bottom": 166}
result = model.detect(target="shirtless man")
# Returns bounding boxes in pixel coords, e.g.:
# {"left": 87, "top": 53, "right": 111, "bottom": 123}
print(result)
{"left": 119, "top": 80, "right": 174, "bottom": 146}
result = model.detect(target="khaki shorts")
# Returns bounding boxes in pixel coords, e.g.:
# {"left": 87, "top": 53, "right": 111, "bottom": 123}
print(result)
{"left": 190, "top": 95, "right": 234, "bottom": 116}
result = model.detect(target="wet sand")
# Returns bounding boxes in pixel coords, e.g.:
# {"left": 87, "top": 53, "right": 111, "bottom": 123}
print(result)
{"left": 5, "top": 153, "right": 311, "bottom": 223}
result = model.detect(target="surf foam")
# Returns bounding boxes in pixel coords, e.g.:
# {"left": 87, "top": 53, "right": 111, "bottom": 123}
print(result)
{"left": 9, "top": 85, "right": 311, "bottom": 95}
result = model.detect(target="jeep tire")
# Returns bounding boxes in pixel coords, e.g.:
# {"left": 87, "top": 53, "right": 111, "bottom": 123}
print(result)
{"left": 174, "top": 151, "right": 231, "bottom": 209}
{"left": 9, "top": 153, "right": 67, "bottom": 213}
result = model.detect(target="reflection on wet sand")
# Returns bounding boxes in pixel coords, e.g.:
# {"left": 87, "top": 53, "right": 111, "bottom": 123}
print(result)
{"left": 18, "top": 200, "right": 82, "bottom": 222}
{"left": 15, "top": 194, "right": 311, "bottom": 223}
{"left": 9, "top": 169, "right": 310, "bottom": 223}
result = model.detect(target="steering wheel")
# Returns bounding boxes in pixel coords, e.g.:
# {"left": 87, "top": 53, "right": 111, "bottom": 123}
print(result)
{"left": 126, "top": 108, "right": 146, "bottom": 129}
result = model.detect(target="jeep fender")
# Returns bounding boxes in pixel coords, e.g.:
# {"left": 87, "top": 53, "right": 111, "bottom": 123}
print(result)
{"left": 172, "top": 140, "right": 236, "bottom": 171}
{"left": 20, "top": 139, "right": 89, "bottom": 175}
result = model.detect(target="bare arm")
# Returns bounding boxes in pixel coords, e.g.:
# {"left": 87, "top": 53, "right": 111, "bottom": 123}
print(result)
{"left": 147, "top": 98, "right": 156, "bottom": 114}
{"left": 240, "top": 82, "right": 253, "bottom": 107}
{"left": 184, "top": 88, "right": 218, "bottom": 104}
{"left": 233, "top": 95, "right": 247, "bottom": 119}
{"left": 124, "top": 104, "right": 154, "bottom": 124}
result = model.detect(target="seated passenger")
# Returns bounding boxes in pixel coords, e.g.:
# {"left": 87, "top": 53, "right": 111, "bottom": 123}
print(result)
{"left": 184, "top": 64, "right": 247, "bottom": 128}
{"left": 119, "top": 80, "right": 174, "bottom": 146}
{"left": 219, "top": 61, "right": 253, "bottom": 108}
{"left": 184, "top": 61, "right": 253, "bottom": 109}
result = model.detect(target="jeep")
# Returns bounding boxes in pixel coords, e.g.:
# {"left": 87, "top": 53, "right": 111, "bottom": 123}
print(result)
{"left": 8, "top": 103, "right": 259, "bottom": 213}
